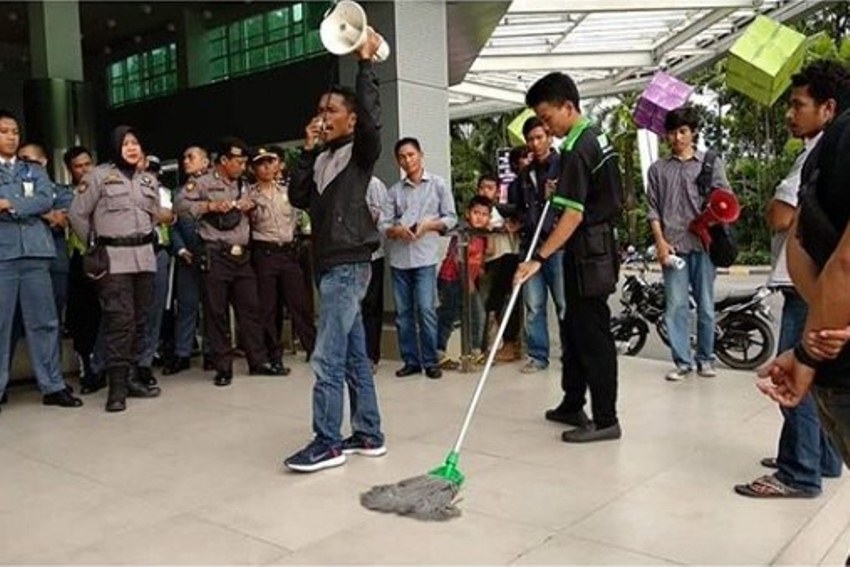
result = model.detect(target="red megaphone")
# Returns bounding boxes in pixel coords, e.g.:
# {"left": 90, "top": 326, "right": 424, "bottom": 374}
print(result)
{"left": 689, "top": 189, "right": 740, "bottom": 248}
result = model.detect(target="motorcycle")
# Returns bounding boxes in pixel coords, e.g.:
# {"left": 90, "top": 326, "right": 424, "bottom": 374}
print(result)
{"left": 610, "top": 252, "right": 776, "bottom": 370}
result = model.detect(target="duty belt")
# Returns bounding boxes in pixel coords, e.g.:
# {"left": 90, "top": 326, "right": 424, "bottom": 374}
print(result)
{"left": 252, "top": 240, "right": 297, "bottom": 253}
{"left": 205, "top": 241, "right": 247, "bottom": 257}
{"left": 96, "top": 232, "right": 156, "bottom": 247}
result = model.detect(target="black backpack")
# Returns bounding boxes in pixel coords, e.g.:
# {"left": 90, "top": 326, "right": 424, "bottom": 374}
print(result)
{"left": 695, "top": 150, "right": 738, "bottom": 268}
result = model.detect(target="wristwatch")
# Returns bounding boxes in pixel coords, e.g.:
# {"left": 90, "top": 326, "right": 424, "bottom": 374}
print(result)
{"left": 794, "top": 343, "right": 821, "bottom": 369}
{"left": 532, "top": 252, "right": 547, "bottom": 264}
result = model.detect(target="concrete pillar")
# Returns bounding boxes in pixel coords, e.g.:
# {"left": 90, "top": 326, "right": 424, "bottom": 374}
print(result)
{"left": 178, "top": 8, "right": 211, "bottom": 88}
{"left": 24, "top": 1, "right": 94, "bottom": 183}
{"left": 336, "top": 1, "right": 452, "bottom": 360}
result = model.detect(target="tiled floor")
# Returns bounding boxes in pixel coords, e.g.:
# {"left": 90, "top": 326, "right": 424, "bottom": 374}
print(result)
{"left": 1, "top": 354, "right": 849, "bottom": 565}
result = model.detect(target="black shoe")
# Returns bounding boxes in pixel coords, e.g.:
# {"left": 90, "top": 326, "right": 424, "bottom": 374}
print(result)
{"left": 162, "top": 357, "right": 191, "bottom": 376}
{"left": 214, "top": 370, "right": 233, "bottom": 387}
{"left": 545, "top": 405, "right": 591, "bottom": 428}
{"left": 80, "top": 373, "right": 106, "bottom": 395}
{"left": 425, "top": 367, "right": 442, "bottom": 379}
{"left": 395, "top": 365, "right": 422, "bottom": 377}
{"left": 105, "top": 369, "right": 128, "bottom": 412}
{"left": 203, "top": 357, "right": 216, "bottom": 371}
{"left": 127, "top": 378, "right": 161, "bottom": 398}
{"left": 0, "top": 391, "right": 7, "bottom": 405}
{"left": 43, "top": 388, "right": 83, "bottom": 408}
{"left": 270, "top": 361, "right": 291, "bottom": 376}
{"left": 136, "top": 366, "right": 158, "bottom": 387}
{"left": 249, "top": 362, "right": 287, "bottom": 376}
{"left": 561, "top": 423, "right": 622, "bottom": 443}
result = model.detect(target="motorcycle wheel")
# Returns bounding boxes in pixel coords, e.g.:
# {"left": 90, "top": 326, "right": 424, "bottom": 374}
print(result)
{"left": 611, "top": 316, "right": 649, "bottom": 356}
{"left": 715, "top": 314, "right": 775, "bottom": 370}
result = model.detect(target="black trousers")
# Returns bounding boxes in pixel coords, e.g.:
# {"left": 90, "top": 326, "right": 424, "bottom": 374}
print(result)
{"left": 201, "top": 251, "right": 267, "bottom": 372}
{"left": 98, "top": 272, "right": 153, "bottom": 371}
{"left": 67, "top": 251, "right": 102, "bottom": 357}
{"left": 251, "top": 246, "right": 317, "bottom": 361}
{"left": 559, "top": 252, "right": 618, "bottom": 428}
{"left": 361, "top": 257, "right": 384, "bottom": 364}
{"left": 484, "top": 253, "right": 521, "bottom": 342}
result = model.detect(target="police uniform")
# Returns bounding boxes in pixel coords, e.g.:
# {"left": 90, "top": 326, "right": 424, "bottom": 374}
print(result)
{"left": 248, "top": 148, "right": 316, "bottom": 368}
{"left": 175, "top": 168, "right": 277, "bottom": 385}
{"left": 69, "top": 161, "right": 164, "bottom": 411}
{"left": 0, "top": 157, "right": 80, "bottom": 408}
{"left": 165, "top": 169, "right": 208, "bottom": 375}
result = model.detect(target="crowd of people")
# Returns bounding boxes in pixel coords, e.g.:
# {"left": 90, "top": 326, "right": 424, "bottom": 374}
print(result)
{"left": 1, "top": 32, "right": 849, "bottom": 516}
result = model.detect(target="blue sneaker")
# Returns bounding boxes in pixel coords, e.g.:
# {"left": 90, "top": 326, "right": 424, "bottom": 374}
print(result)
{"left": 284, "top": 439, "right": 346, "bottom": 472}
{"left": 341, "top": 433, "right": 387, "bottom": 457}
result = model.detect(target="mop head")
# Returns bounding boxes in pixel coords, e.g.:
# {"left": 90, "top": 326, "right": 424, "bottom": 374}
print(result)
{"left": 360, "top": 474, "right": 462, "bottom": 521}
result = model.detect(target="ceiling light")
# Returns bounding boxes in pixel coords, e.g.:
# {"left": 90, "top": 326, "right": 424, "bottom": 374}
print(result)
{"left": 141, "top": 4, "right": 152, "bottom": 14}
{"left": 166, "top": 22, "right": 176, "bottom": 32}
{"left": 107, "top": 18, "right": 117, "bottom": 29}
{"left": 202, "top": 10, "right": 212, "bottom": 20}
{"left": 133, "top": 35, "right": 142, "bottom": 44}
{"left": 8, "top": 11, "right": 18, "bottom": 22}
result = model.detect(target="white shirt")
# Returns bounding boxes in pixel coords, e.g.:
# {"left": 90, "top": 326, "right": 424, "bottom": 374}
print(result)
{"left": 768, "top": 132, "right": 822, "bottom": 287}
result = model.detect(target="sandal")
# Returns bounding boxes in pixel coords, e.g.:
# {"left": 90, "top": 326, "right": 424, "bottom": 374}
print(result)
{"left": 734, "top": 474, "right": 817, "bottom": 498}
{"left": 760, "top": 457, "right": 778, "bottom": 469}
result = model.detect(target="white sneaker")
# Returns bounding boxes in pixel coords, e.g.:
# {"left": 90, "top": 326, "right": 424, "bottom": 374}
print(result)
{"left": 521, "top": 359, "right": 547, "bottom": 374}
{"left": 665, "top": 367, "right": 693, "bottom": 382}
{"left": 698, "top": 361, "right": 717, "bottom": 378}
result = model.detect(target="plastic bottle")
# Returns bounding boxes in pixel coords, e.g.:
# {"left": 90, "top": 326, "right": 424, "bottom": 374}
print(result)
{"left": 664, "top": 254, "right": 686, "bottom": 270}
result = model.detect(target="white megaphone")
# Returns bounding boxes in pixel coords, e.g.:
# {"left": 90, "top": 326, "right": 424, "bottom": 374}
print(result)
{"left": 320, "top": 0, "right": 390, "bottom": 62}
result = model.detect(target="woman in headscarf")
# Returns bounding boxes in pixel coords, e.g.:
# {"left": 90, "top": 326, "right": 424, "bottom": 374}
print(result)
{"left": 69, "top": 126, "right": 172, "bottom": 412}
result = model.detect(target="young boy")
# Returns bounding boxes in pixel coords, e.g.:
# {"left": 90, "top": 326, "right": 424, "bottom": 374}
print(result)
{"left": 436, "top": 195, "right": 492, "bottom": 371}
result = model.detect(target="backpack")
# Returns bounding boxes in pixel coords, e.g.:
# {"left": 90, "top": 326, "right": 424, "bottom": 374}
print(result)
{"left": 695, "top": 150, "right": 738, "bottom": 268}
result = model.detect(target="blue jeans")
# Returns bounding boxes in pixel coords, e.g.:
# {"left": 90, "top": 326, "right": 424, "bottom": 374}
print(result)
{"left": 0, "top": 259, "right": 66, "bottom": 396}
{"left": 774, "top": 292, "right": 842, "bottom": 493}
{"left": 139, "top": 249, "right": 170, "bottom": 367}
{"left": 391, "top": 265, "right": 439, "bottom": 369}
{"left": 522, "top": 250, "right": 566, "bottom": 366}
{"left": 663, "top": 250, "right": 715, "bottom": 368}
{"left": 311, "top": 263, "right": 383, "bottom": 446}
{"left": 813, "top": 386, "right": 850, "bottom": 470}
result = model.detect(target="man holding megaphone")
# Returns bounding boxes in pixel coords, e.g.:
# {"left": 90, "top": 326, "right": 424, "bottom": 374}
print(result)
{"left": 284, "top": 25, "right": 387, "bottom": 473}
{"left": 647, "top": 106, "right": 733, "bottom": 382}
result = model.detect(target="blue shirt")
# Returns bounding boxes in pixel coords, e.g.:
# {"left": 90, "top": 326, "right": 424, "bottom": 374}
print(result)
{"left": 0, "top": 159, "right": 56, "bottom": 261}
{"left": 379, "top": 171, "right": 457, "bottom": 270}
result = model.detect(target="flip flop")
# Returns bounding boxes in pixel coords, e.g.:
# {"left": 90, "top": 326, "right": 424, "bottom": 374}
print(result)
{"left": 760, "top": 457, "right": 778, "bottom": 469}
{"left": 734, "top": 474, "right": 817, "bottom": 498}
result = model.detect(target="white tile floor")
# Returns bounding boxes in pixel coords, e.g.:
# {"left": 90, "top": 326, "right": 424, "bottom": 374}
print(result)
{"left": 1, "top": 355, "right": 849, "bottom": 565}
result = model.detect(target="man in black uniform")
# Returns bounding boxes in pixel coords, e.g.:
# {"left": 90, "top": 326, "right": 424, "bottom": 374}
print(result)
{"left": 515, "top": 72, "right": 623, "bottom": 443}
{"left": 175, "top": 138, "right": 283, "bottom": 386}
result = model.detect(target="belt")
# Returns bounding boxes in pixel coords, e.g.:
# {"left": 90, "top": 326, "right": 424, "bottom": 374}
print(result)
{"left": 252, "top": 240, "right": 297, "bottom": 253}
{"left": 96, "top": 232, "right": 156, "bottom": 247}
{"left": 205, "top": 241, "right": 248, "bottom": 257}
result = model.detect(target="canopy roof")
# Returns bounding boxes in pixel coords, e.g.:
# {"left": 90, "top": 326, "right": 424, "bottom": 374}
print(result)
{"left": 449, "top": 0, "right": 833, "bottom": 118}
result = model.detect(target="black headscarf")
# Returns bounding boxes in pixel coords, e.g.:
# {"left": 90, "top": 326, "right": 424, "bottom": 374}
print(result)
{"left": 110, "top": 125, "right": 143, "bottom": 174}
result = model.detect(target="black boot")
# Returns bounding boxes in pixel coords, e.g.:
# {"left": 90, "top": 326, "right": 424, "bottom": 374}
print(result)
{"left": 105, "top": 368, "right": 128, "bottom": 413}
{"left": 79, "top": 356, "right": 106, "bottom": 395}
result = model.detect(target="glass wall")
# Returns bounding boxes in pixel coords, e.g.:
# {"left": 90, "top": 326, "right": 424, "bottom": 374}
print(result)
{"left": 107, "top": 43, "right": 178, "bottom": 107}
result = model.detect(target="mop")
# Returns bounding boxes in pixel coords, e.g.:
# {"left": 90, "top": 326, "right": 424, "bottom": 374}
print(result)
{"left": 360, "top": 199, "right": 555, "bottom": 521}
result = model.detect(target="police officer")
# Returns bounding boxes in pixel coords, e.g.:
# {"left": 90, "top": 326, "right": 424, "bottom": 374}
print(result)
{"left": 136, "top": 155, "right": 172, "bottom": 387}
{"left": 248, "top": 146, "right": 315, "bottom": 372}
{"left": 175, "top": 137, "right": 282, "bottom": 386}
{"left": 516, "top": 72, "right": 623, "bottom": 443}
{"left": 0, "top": 109, "right": 82, "bottom": 413}
{"left": 63, "top": 146, "right": 105, "bottom": 393}
{"left": 69, "top": 126, "right": 166, "bottom": 412}
{"left": 163, "top": 144, "right": 210, "bottom": 375}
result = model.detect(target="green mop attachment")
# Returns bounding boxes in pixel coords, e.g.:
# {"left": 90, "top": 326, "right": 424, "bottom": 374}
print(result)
{"left": 360, "top": 200, "right": 555, "bottom": 521}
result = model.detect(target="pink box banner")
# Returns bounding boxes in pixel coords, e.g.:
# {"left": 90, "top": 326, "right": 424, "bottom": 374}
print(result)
{"left": 633, "top": 72, "right": 694, "bottom": 136}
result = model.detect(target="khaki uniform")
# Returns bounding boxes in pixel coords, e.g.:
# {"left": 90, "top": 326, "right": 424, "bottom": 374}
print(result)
{"left": 68, "top": 163, "right": 165, "bottom": 375}
{"left": 175, "top": 169, "right": 268, "bottom": 375}
{"left": 248, "top": 183, "right": 316, "bottom": 361}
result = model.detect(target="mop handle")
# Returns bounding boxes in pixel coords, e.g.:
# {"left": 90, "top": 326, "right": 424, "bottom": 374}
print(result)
{"left": 451, "top": 199, "right": 554, "bottom": 454}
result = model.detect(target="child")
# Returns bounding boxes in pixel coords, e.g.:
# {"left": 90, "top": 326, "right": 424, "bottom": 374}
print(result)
{"left": 436, "top": 195, "right": 492, "bottom": 370}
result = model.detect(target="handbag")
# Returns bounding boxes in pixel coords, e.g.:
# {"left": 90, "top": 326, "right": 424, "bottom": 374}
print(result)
{"left": 82, "top": 229, "right": 109, "bottom": 280}
{"left": 695, "top": 149, "right": 739, "bottom": 268}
